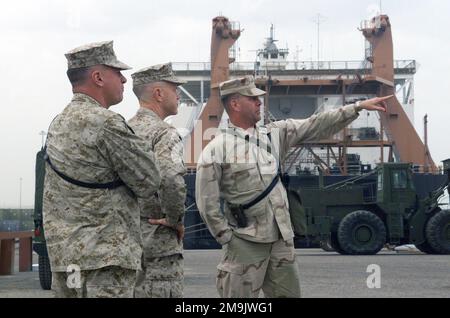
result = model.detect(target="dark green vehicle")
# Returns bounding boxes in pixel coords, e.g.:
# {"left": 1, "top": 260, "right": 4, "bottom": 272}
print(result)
{"left": 33, "top": 147, "right": 52, "bottom": 290}
{"left": 289, "top": 160, "right": 450, "bottom": 255}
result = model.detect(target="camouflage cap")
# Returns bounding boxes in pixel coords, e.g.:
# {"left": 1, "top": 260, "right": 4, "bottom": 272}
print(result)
{"left": 219, "top": 76, "right": 266, "bottom": 98}
{"left": 65, "top": 40, "right": 131, "bottom": 70}
{"left": 132, "top": 63, "right": 187, "bottom": 87}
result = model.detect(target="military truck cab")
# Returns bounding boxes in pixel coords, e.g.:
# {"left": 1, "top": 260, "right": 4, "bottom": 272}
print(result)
{"left": 376, "top": 163, "right": 417, "bottom": 245}
{"left": 377, "top": 163, "right": 415, "bottom": 205}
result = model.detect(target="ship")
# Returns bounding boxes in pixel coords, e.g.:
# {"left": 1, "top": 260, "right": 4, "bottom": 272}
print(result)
{"left": 162, "top": 15, "right": 447, "bottom": 249}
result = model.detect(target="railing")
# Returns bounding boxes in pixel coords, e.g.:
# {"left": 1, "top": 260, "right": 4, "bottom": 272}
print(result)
{"left": 172, "top": 60, "right": 416, "bottom": 73}
{"left": 172, "top": 62, "right": 211, "bottom": 71}
{"left": 360, "top": 17, "right": 382, "bottom": 31}
{"left": 394, "top": 60, "right": 416, "bottom": 70}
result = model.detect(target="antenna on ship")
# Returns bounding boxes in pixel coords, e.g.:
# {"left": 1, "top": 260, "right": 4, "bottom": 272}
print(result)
{"left": 313, "top": 13, "right": 327, "bottom": 67}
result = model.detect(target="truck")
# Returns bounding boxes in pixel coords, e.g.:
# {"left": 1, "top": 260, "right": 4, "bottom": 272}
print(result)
{"left": 288, "top": 160, "right": 450, "bottom": 255}
{"left": 33, "top": 147, "right": 52, "bottom": 290}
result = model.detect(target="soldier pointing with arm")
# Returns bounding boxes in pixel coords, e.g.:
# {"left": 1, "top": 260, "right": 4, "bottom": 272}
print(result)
{"left": 43, "top": 41, "right": 161, "bottom": 298}
{"left": 195, "top": 75, "right": 391, "bottom": 298}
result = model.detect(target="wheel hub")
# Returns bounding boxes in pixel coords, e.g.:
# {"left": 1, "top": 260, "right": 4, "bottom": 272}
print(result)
{"left": 353, "top": 225, "right": 373, "bottom": 243}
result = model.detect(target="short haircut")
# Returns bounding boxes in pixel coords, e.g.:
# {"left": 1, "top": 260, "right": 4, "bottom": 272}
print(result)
{"left": 133, "top": 81, "right": 169, "bottom": 101}
{"left": 132, "top": 84, "right": 147, "bottom": 100}
{"left": 66, "top": 67, "right": 91, "bottom": 86}
{"left": 221, "top": 93, "right": 240, "bottom": 112}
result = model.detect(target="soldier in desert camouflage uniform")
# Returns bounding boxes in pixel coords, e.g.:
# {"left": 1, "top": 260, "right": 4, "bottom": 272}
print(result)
{"left": 195, "top": 75, "right": 391, "bottom": 298}
{"left": 128, "top": 63, "right": 187, "bottom": 298}
{"left": 43, "top": 41, "right": 161, "bottom": 298}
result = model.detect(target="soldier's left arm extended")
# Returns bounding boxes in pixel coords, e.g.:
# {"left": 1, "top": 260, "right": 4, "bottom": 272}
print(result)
{"left": 154, "top": 129, "right": 187, "bottom": 227}
{"left": 268, "top": 104, "right": 360, "bottom": 158}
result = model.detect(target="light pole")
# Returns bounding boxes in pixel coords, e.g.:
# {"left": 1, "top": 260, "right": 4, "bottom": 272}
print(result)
{"left": 19, "top": 177, "right": 22, "bottom": 210}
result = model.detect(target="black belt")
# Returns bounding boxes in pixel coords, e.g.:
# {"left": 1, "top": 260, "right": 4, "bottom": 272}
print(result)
{"left": 229, "top": 169, "right": 282, "bottom": 228}
{"left": 45, "top": 151, "right": 124, "bottom": 190}
{"left": 241, "top": 170, "right": 281, "bottom": 210}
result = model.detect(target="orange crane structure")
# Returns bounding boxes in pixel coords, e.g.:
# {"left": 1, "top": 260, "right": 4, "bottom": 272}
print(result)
{"left": 184, "top": 15, "right": 437, "bottom": 174}
{"left": 361, "top": 15, "right": 436, "bottom": 172}
{"left": 185, "top": 16, "right": 240, "bottom": 168}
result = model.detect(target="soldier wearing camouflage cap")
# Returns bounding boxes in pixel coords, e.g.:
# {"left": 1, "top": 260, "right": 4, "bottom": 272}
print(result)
{"left": 43, "top": 41, "right": 161, "bottom": 298}
{"left": 128, "top": 63, "right": 187, "bottom": 298}
{"left": 195, "top": 75, "right": 392, "bottom": 298}
{"left": 218, "top": 75, "right": 266, "bottom": 98}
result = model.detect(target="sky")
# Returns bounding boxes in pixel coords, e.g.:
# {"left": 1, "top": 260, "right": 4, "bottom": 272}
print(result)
{"left": 1, "top": 0, "right": 449, "bottom": 208}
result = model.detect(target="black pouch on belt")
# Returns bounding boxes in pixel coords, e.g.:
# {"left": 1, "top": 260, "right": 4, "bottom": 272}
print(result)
{"left": 229, "top": 203, "right": 248, "bottom": 228}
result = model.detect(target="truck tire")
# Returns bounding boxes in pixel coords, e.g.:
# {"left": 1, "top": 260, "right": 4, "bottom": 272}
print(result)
{"left": 337, "top": 211, "right": 386, "bottom": 255}
{"left": 329, "top": 232, "right": 348, "bottom": 255}
{"left": 415, "top": 241, "right": 438, "bottom": 254}
{"left": 426, "top": 210, "right": 450, "bottom": 254}
{"left": 39, "top": 255, "right": 52, "bottom": 290}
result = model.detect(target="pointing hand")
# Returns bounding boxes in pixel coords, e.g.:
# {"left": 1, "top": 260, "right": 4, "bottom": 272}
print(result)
{"left": 358, "top": 95, "right": 394, "bottom": 112}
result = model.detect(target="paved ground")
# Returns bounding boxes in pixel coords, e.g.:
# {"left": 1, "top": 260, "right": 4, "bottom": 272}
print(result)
{"left": 1, "top": 248, "right": 449, "bottom": 298}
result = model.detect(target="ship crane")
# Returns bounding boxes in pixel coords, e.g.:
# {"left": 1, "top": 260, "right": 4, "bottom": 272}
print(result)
{"left": 185, "top": 16, "right": 240, "bottom": 168}
{"left": 360, "top": 15, "right": 436, "bottom": 172}
{"left": 184, "top": 15, "right": 437, "bottom": 175}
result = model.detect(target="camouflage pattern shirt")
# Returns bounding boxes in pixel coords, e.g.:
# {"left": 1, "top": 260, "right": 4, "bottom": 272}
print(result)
{"left": 128, "top": 108, "right": 186, "bottom": 258}
{"left": 196, "top": 104, "right": 360, "bottom": 245}
{"left": 43, "top": 93, "right": 161, "bottom": 272}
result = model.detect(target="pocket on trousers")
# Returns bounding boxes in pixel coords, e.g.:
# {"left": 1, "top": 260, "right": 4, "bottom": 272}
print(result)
{"left": 217, "top": 262, "right": 244, "bottom": 275}
{"left": 216, "top": 261, "right": 265, "bottom": 297}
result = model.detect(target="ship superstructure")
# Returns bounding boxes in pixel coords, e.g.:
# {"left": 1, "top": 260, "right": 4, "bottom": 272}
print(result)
{"left": 166, "top": 15, "right": 444, "bottom": 248}
{"left": 170, "top": 16, "right": 429, "bottom": 176}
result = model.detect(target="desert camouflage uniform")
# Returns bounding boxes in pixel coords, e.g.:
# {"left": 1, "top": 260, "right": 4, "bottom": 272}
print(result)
{"left": 43, "top": 41, "right": 161, "bottom": 298}
{"left": 196, "top": 76, "right": 361, "bottom": 298}
{"left": 128, "top": 63, "right": 186, "bottom": 298}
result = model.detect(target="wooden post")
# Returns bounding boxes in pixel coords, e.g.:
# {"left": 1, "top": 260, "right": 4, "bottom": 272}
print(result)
{"left": 0, "top": 231, "right": 34, "bottom": 275}
{"left": 19, "top": 237, "right": 32, "bottom": 272}
{"left": 0, "top": 239, "right": 15, "bottom": 275}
